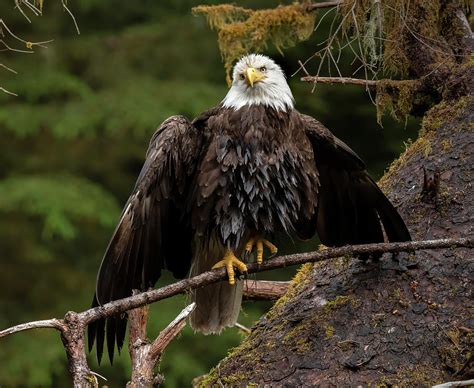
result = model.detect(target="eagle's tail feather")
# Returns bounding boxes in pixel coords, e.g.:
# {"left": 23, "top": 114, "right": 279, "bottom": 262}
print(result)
{"left": 189, "top": 239, "right": 243, "bottom": 334}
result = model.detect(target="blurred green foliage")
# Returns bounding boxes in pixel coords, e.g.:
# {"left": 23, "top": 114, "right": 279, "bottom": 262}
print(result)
{"left": 0, "top": 1, "right": 418, "bottom": 386}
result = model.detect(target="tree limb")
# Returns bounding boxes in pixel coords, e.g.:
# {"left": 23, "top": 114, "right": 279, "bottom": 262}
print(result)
{"left": 127, "top": 303, "right": 196, "bottom": 387}
{"left": 77, "top": 237, "right": 473, "bottom": 326}
{"left": 243, "top": 280, "right": 290, "bottom": 300}
{"left": 1, "top": 237, "right": 472, "bottom": 338}
{"left": 0, "top": 237, "right": 472, "bottom": 386}
{"left": 301, "top": 75, "right": 380, "bottom": 86}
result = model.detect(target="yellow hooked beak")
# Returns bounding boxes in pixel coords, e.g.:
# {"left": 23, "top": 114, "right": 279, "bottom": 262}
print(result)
{"left": 245, "top": 67, "right": 264, "bottom": 87}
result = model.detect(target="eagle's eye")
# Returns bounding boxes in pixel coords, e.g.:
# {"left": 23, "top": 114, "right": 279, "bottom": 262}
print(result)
{"left": 259, "top": 66, "right": 267, "bottom": 72}
{"left": 239, "top": 73, "right": 245, "bottom": 80}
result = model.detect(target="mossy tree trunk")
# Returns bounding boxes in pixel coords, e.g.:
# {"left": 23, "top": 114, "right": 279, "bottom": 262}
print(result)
{"left": 198, "top": 2, "right": 473, "bottom": 386}
{"left": 200, "top": 97, "right": 473, "bottom": 387}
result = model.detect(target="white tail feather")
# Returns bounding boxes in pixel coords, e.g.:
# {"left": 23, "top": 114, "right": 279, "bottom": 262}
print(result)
{"left": 189, "top": 237, "right": 244, "bottom": 334}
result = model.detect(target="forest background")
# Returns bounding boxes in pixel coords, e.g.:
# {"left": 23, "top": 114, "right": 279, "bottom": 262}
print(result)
{"left": 0, "top": 1, "right": 419, "bottom": 386}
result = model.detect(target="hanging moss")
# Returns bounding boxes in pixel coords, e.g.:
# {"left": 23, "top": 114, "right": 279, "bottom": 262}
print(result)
{"left": 193, "top": 4, "right": 316, "bottom": 84}
{"left": 341, "top": 0, "right": 445, "bottom": 78}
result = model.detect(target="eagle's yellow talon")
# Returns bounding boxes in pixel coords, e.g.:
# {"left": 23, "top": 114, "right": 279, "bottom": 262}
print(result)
{"left": 245, "top": 237, "right": 255, "bottom": 253}
{"left": 212, "top": 250, "right": 247, "bottom": 285}
{"left": 257, "top": 240, "right": 263, "bottom": 264}
{"left": 245, "top": 236, "right": 278, "bottom": 264}
{"left": 263, "top": 239, "right": 278, "bottom": 254}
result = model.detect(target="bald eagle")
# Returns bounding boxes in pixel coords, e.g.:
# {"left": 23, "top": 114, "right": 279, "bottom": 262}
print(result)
{"left": 88, "top": 54, "right": 411, "bottom": 363}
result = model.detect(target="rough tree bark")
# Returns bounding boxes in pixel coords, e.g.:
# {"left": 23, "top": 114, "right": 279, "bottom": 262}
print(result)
{"left": 200, "top": 96, "right": 473, "bottom": 387}
{"left": 198, "top": 2, "right": 473, "bottom": 386}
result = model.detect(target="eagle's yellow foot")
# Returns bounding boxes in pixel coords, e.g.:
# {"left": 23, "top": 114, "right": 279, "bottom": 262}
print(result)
{"left": 212, "top": 249, "right": 247, "bottom": 285}
{"left": 245, "top": 236, "right": 278, "bottom": 264}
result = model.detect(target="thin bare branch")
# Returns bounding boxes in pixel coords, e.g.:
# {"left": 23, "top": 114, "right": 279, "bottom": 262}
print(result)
{"left": 0, "top": 40, "right": 34, "bottom": 53}
{"left": 0, "top": 318, "right": 64, "bottom": 337}
{"left": 0, "top": 19, "right": 54, "bottom": 50}
{"left": 14, "top": 0, "right": 32, "bottom": 23}
{"left": 149, "top": 302, "right": 196, "bottom": 358}
{"left": 15, "top": 0, "right": 42, "bottom": 18}
{"left": 0, "top": 86, "right": 18, "bottom": 96}
{"left": 433, "top": 380, "right": 474, "bottom": 388}
{"left": 0, "top": 63, "right": 18, "bottom": 73}
{"left": 61, "top": 0, "right": 80, "bottom": 34}
{"left": 72, "top": 237, "right": 473, "bottom": 327}
{"left": 301, "top": 75, "right": 379, "bottom": 86}
{"left": 305, "top": 1, "right": 343, "bottom": 12}
{"left": 234, "top": 322, "right": 251, "bottom": 333}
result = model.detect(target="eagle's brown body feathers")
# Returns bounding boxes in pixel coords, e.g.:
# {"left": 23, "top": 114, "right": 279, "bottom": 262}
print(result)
{"left": 193, "top": 106, "right": 318, "bottom": 249}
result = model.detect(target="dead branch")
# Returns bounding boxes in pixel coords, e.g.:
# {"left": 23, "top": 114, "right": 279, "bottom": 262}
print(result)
{"left": 0, "top": 19, "right": 54, "bottom": 49}
{"left": 433, "top": 380, "right": 474, "bottom": 388}
{"left": 60, "top": 0, "right": 80, "bottom": 34}
{"left": 305, "top": 1, "right": 343, "bottom": 12}
{"left": 301, "top": 75, "right": 379, "bottom": 86}
{"left": 2, "top": 237, "right": 473, "bottom": 339}
{"left": 0, "top": 86, "right": 18, "bottom": 96}
{"left": 0, "top": 237, "right": 472, "bottom": 386}
{"left": 234, "top": 322, "right": 252, "bottom": 334}
{"left": 150, "top": 303, "right": 195, "bottom": 358}
{"left": 127, "top": 302, "right": 196, "bottom": 387}
{"left": 243, "top": 280, "right": 290, "bottom": 300}
{"left": 0, "top": 318, "right": 63, "bottom": 336}
{"left": 76, "top": 237, "right": 474, "bottom": 328}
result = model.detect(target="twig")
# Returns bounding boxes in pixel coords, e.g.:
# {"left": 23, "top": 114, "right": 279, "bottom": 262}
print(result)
{"left": 150, "top": 302, "right": 195, "bottom": 358}
{"left": 305, "top": 1, "right": 344, "bottom": 12}
{"left": 0, "top": 86, "right": 18, "bottom": 96}
{"left": 243, "top": 280, "right": 290, "bottom": 300}
{"left": 61, "top": 0, "right": 80, "bottom": 35}
{"left": 0, "top": 40, "right": 34, "bottom": 53}
{"left": 0, "top": 318, "right": 63, "bottom": 336}
{"left": 234, "top": 322, "right": 251, "bottom": 334}
{"left": 0, "top": 63, "right": 18, "bottom": 73}
{"left": 301, "top": 75, "right": 379, "bottom": 86}
{"left": 14, "top": 0, "right": 32, "bottom": 23}
{"left": 0, "top": 19, "right": 54, "bottom": 50}
{"left": 432, "top": 379, "right": 474, "bottom": 388}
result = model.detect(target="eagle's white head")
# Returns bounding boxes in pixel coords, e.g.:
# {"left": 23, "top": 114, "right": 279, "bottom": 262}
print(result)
{"left": 222, "top": 54, "right": 294, "bottom": 112}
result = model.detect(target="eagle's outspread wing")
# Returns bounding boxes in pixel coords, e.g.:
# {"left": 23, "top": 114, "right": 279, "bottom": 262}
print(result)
{"left": 88, "top": 115, "right": 205, "bottom": 364}
{"left": 299, "top": 113, "right": 411, "bottom": 247}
